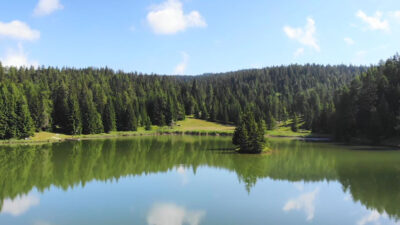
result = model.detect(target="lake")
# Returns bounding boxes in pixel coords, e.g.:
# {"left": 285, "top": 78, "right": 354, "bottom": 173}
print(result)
{"left": 0, "top": 136, "right": 399, "bottom": 225}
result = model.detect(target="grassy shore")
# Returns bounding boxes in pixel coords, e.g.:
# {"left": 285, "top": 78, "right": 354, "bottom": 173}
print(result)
{"left": 0, "top": 117, "right": 235, "bottom": 145}
{"left": 0, "top": 116, "right": 331, "bottom": 146}
{"left": 266, "top": 119, "right": 311, "bottom": 137}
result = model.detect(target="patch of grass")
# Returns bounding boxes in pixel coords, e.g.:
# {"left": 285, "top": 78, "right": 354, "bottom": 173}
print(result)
{"left": 0, "top": 117, "right": 234, "bottom": 145}
{"left": 266, "top": 119, "right": 311, "bottom": 137}
{"left": 0, "top": 131, "right": 72, "bottom": 145}
{"left": 174, "top": 117, "right": 235, "bottom": 132}
{"left": 31, "top": 132, "right": 71, "bottom": 141}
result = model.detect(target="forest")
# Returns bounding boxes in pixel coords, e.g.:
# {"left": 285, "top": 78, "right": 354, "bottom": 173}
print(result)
{"left": 0, "top": 55, "right": 399, "bottom": 143}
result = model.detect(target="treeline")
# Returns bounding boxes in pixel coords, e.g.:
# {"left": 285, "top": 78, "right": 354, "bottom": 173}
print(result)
{"left": 0, "top": 62, "right": 366, "bottom": 139}
{"left": 316, "top": 55, "right": 400, "bottom": 143}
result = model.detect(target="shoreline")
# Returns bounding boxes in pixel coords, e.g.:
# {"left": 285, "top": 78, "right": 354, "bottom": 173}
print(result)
{"left": 2, "top": 129, "right": 399, "bottom": 150}
{"left": 0, "top": 130, "right": 234, "bottom": 146}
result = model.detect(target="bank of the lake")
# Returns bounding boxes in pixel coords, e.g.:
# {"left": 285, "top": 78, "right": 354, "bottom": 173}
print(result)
{"left": 0, "top": 117, "right": 236, "bottom": 145}
{"left": 4, "top": 116, "right": 400, "bottom": 150}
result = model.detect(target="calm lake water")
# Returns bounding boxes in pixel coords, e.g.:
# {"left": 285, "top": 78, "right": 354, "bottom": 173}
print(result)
{"left": 0, "top": 136, "right": 399, "bottom": 225}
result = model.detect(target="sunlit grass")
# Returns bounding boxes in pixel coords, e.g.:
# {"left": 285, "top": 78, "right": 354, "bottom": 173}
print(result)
{"left": 174, "top": 116, "right": 235, "bottom": 132}
{"left": 266, "top": 118, "right": 311, "bottom": 137}
{"left": 0, "top": 117, "right": 235, "bottom": 145}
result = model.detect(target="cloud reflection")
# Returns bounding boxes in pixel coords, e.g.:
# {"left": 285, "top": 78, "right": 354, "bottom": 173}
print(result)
{"left": 1, "top": 194, "right": 39, "bottom": 216}
{"left": 357, "top": 210, "right": 400, "bottom": 225}
{"left": 283, "top": 188, "right": 319, "bottom": 221}
{"left": 176, "top": 165, "right": 189, "bottom": 185}
{"left": 147, "top": 203, "right": 205, "bottom": 225}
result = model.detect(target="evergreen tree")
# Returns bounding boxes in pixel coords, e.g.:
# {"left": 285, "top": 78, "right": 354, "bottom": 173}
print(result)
{"left": 125, "top": 104, "right": 138, "bottom": 131}
{"left": 232, "top": 110, "right": 265, "bottom": 154}
{"left": 66, "top": 93, "right": 82, "bottom": 135}
{"left": 145, "top": 116, "right": 152, "bottom": 131}
{"left": 291, "top": 113, "right": 298, "bottom": 132}
{"left": 80, "top": 88, "right": 103, "bottom": 134}
{"left": 15, "top": 95, "right": 34, "bottom": 138}
{"left": 0, "top": 58, "right": 368, "bottom": 139}
{"left": 103, "top": 100, "right": 116, "bottom": 133}
{"left": 266, "top": 111, "right": 277, "bottom": 130}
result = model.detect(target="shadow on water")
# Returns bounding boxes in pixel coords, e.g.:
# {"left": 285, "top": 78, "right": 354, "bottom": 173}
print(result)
{"left": 332, "top": 142, "right": 400, "bottom": 151}
{"left": 0, "top": 136, "right": 399, "bottom": 220}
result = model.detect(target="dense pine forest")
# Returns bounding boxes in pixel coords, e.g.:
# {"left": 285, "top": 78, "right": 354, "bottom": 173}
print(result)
{"left": 1, "top": 55, "right": 399, "bottom": 143}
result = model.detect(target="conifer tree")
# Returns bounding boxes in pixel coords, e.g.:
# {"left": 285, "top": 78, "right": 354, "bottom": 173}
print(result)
{"left": 145, "top": 116, "right": 152, "bottom": 131}
{"left": 291, "top": 113, "right": 299, "bottom": 132}
{"left": 15, "top": 95, "right": 34, "bottom": 138}
{"left": 125, "top": 104, "right": 138, "bottom": 131}
{"left": 232, "top": 110, "right": 265, "bottom": 153}
{"left": 266, "top": 111, "right": 277, "bottom": 130}
{"left": 103, "top": 100, "right": 116, "bottom": 133}
{"left": 66, "top": 93, "right": 82, "bottom": 135}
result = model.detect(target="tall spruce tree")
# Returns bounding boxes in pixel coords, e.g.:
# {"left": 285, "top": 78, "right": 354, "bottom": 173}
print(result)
{"left": 232, "top": 110, "right": 265, "bottom": 154}
{"left": 103, "top": 100, "right": 116, "bottom": 133}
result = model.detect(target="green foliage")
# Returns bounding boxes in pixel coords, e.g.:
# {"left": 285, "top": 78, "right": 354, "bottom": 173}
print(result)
{"left": 233, "top": 110, "right": 266, "bottom": 153}
{"left": 326, "top": 55, "right": 400, "bottom": 143}
{"left": 125, "top": 104, "right": 138, "bottom": 131}
{"left": 0, "top": 62, "right": 366, "bottom": 140}
{"left": 66, "top": 93, "right": 82, "bottom": 135}
{"left": 145, "top": 116, "right": 152, "bottom": 131}
{"left": 266, "top": 111, "right": 277, "bottom": 130}
{"left": 291, "top": 114, "right": 299, "bottom": 132}
{"left": 103, "top": 100, "right": 116, "bottom": 133}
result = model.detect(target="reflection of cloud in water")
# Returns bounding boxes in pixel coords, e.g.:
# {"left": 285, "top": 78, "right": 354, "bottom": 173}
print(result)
{"left": 147, "top": 203, "right": 205, "bottom": 225}
{"left": 176, "top": 165, "right": 189, "bottom": 185}
{"left": 293, "top": 182, "right": 304, "bottom": 191}
{"left": 283, "top": 188, "right": 319, "bottom": 221}
{"left": 357, "top": 210, "right": 400, "bottom": 225}
{"left": 1, "top": 194, "right": 39, "bottom": 216}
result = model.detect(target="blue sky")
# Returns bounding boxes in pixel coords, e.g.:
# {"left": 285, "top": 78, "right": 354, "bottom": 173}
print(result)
{"left": 0, "top": 0, "right": 399, "bottom": 75}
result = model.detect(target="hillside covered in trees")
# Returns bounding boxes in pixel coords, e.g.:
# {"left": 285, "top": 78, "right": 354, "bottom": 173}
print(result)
{"left": 0, "top": 59, "right": 379, "bottom": 141}
{"left": 332, "top": 55, "right": 400, "bottom": 143}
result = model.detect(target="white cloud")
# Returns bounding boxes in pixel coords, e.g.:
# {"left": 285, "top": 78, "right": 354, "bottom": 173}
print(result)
{"left": 283, "top": 188, "right": 319, "bottom": 221}
{"left": 293, "top": 48, "right": 304, "bottom": 57}
{"left": 344, "top": 37, "right": 355, "bottom": 45}
{"left": 174, "top": 52, "right": 189, "bottom": 75}
{"left": 147, "top": 0, "right": 206, "bottom": 35}
{"left": 283, "top": 17, "right": 320, "bottom": 52}
{"left": 0, "top": 20, "right": 40, "bottom": 41}
{"left": 34, "top": 0, "right": 64, "bottom": 16}
{"left": 356, "top": 10, "right": 389, "bottom": 31}
{"left": 147, "top": 203, "right": 205, "bottom": 225}
{"left": 1, "top": 44, "right": 39, "bottom": 68}
{"left": 390, "top": 11, "right": 400, "bottom": 23}
{"left": 1, "top": 194, "right": 40, "bottom": 216}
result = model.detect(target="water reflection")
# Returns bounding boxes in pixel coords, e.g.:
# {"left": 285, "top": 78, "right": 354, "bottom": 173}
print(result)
{"left": 1, "top": 194, "right": 39, "bottom": 216}
{"left": 33, "top": 221, "right": 52, "bottom": 225}
{"left": 175, "top": 165, "right": 189, "bottom": 185}
{"left": 0, "top": 136, "right": 399, "bottom": 221}
{"left": 357, "top": 210, "right": 400, "bottom": 225}
{"left": 283, "top": 188, "right": 319, "bottom": 221}
{"left": 147, "top": 203, "right": 205, "bottom": 225}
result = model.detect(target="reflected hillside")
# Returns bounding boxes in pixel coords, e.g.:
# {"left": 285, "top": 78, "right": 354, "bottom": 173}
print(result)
{"left": 0, "top": 136, "right": 400, "bottom": 219}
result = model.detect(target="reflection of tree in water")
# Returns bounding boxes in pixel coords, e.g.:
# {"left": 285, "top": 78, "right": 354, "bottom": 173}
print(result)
{"left": 0, "top": 136, "right": 400, "bottom": 219}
